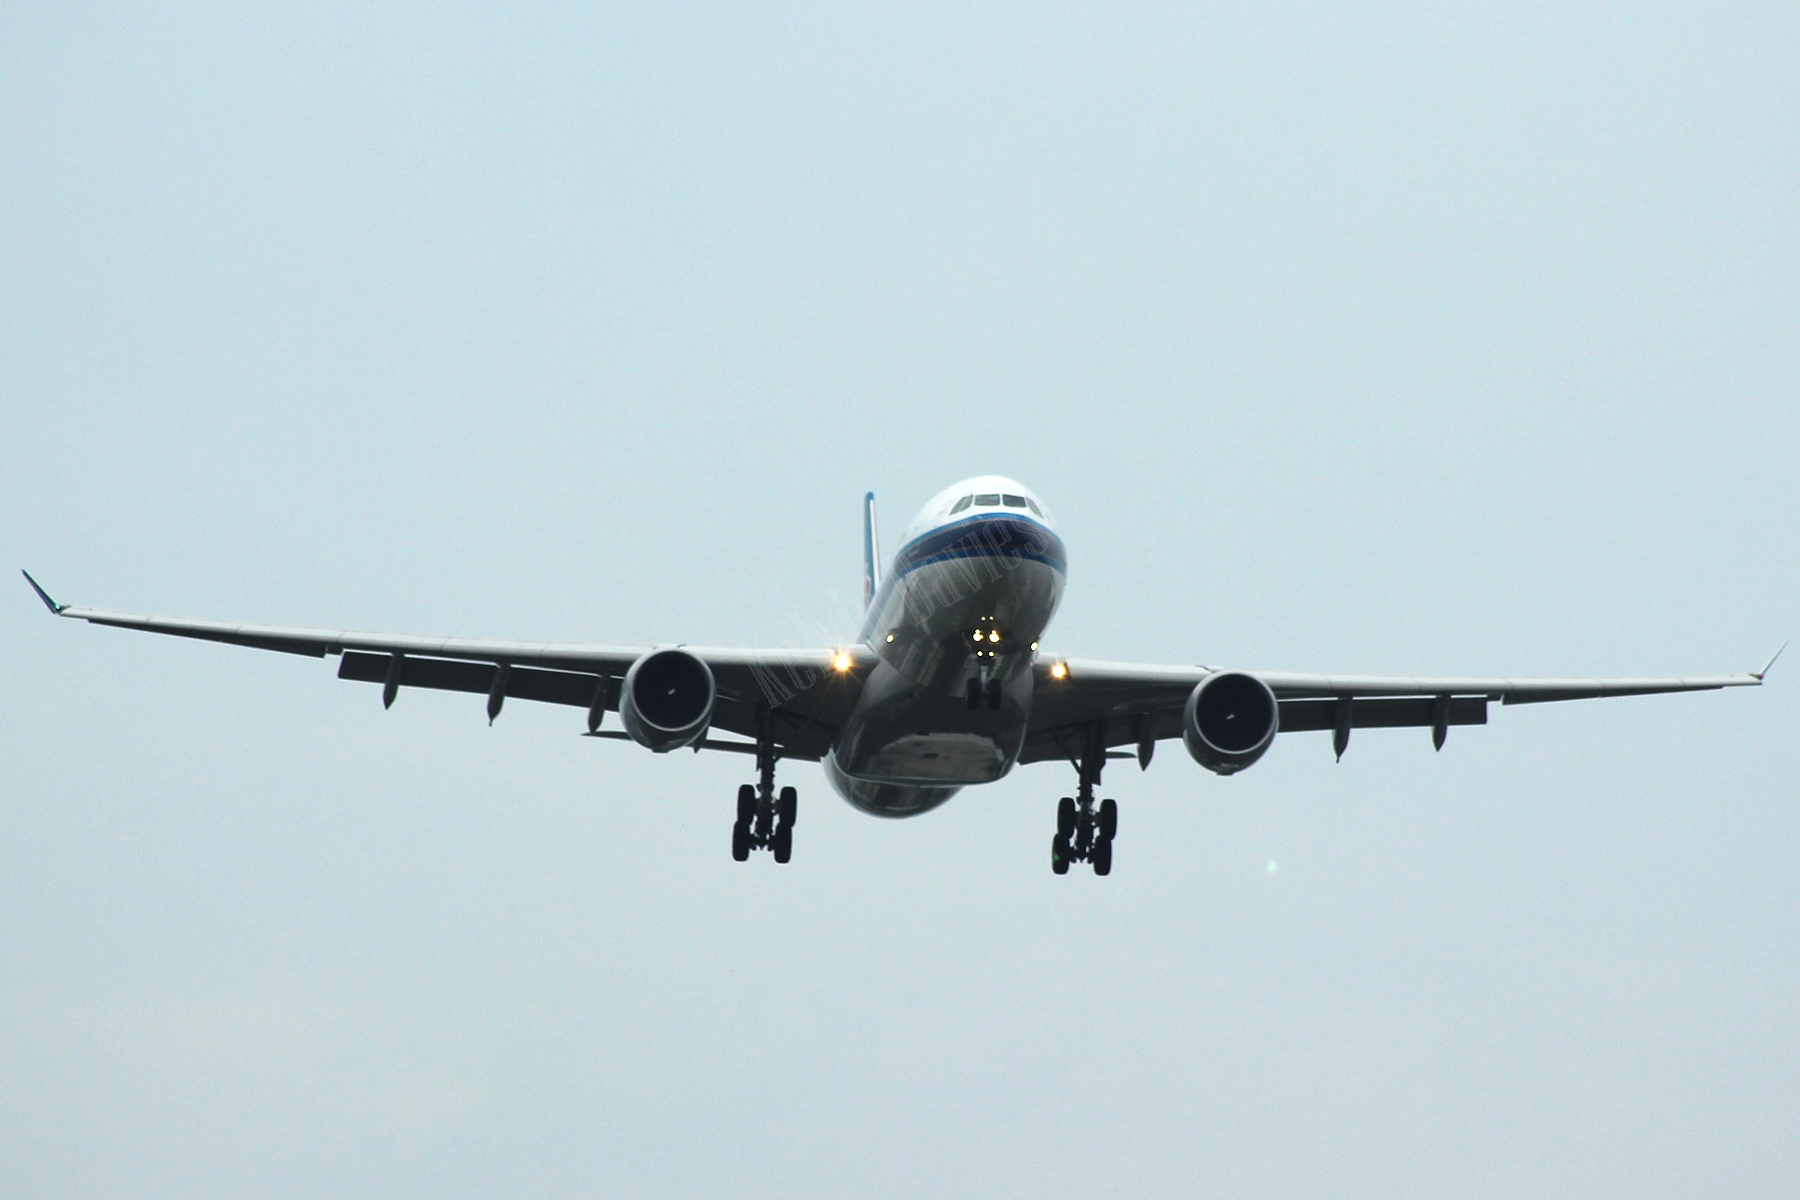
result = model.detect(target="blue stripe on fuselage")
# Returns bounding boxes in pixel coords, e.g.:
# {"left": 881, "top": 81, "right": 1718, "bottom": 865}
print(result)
{"left": 890, "top": 513, "right": 1067, "bottom": 579}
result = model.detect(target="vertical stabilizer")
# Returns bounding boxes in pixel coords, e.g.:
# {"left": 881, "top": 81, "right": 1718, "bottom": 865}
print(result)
{"left": 863, "top": 492, "right": 881, "bottom": 608}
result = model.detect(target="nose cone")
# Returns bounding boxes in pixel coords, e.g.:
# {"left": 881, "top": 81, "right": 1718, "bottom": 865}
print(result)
{"left": 904, "top": 476, "right": 1054, "bottom": 542}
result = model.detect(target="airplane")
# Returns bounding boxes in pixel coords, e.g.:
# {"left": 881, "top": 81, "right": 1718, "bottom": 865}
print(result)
{"left": 22, "top": 475, "right": 1779, "bottom": 874}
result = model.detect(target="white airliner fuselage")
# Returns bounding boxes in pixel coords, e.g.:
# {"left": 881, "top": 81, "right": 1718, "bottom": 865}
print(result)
{"left": 827, "top": 475, "right": 1064, "bottom": 816}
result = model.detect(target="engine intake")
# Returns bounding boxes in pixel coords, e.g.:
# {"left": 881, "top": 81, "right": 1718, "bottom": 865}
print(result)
{"left": 1183, "top": 670, "right": 1279, "bottom": 775}
{"left": 620, "top": 649, "right": 716, "bottom": 752}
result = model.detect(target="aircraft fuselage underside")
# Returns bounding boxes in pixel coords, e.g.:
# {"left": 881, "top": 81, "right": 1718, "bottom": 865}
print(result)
{"left": 827, "top": 508, "right": 1065, "bottom": 817}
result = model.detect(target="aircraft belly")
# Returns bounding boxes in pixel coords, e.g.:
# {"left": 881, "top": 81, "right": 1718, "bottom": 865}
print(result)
{"left": 822, "top": 755, "right": 960, "bottom": 818}
{"left": 860, "top": 731, "right": 1012, "bottom": 783}
{"left": 829, "top": 520, "right": 1061, "bottom": 814}
{"left": 832, "top": 659, "right": 1028, "bottom": 786}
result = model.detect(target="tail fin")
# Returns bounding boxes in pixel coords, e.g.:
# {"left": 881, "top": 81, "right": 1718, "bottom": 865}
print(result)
{"left": 863, "top": 492, "right": 881, "bottom": 608}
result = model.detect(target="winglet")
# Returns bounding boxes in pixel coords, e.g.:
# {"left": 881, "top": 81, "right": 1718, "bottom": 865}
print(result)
{"left": 21, "top": 570, "right": 67, "bottom": 615}
{"left": 1752, "top": 642, "right": 1787, "bottom": 682}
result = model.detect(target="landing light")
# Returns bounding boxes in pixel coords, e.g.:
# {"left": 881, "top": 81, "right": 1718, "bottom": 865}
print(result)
{"left": 1050, "top": 661, "right": 1068, "bottom": 679}
{"left": 833, "top": 652, "right": 852, "bottom": 672}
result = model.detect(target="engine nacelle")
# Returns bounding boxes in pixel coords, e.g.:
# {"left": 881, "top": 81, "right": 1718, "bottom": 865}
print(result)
{"left": 620, "top": 649, "right": 716, "bottom": 752}
{"left": 1183, "top": 670, "right": 1279, "bottom": 775}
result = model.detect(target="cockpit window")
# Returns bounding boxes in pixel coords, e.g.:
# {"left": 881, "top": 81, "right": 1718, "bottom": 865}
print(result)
{"left": 973, "top": 494, "right": 1000, "bottom": 507}
{"left": 949, "top": 495, "right": 973, "bottom": 514}
{"left": 1002, "top": 494, "right": 1027, "bottom": 508}
{"left": 1025, "top": 497, "right": 1043, "bottom": 517}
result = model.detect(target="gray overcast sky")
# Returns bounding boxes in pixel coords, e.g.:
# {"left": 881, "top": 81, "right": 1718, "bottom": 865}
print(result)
{"left": 3, "top": 4, "right": 1796, "bottom": 1197}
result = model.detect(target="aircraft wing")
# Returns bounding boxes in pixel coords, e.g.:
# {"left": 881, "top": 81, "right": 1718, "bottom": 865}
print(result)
{"left": 1018, "top": 655, "right": 1770, "bottom": 767}
{"left": 22, "top": 573, "right": 864, "bottom": 761}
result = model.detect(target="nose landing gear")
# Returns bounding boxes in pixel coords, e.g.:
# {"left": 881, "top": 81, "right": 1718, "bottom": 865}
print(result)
{"left": 732, "top": 714, "right": 796, "bottom": 863}
{"left": 965, "top": 675, "right": 1002, "bottom": 711}
{"left": 1051, "top": 724, "right": 1117, "bottom": 875}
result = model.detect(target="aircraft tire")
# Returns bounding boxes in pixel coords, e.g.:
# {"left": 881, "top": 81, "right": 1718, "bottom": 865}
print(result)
{"left": 1092, "top": 837, "right": 1112, "bottom": 876}
{"left": 1056, "top": 797, "right": 1076, "bottom": 839}
{"left": 1051, "top": 834, "right": 1071, "bottom": 875}
{"left": 1098, "top": 798, "right": 1117, "bottom": 841}
{"left": 778, "top": 786, "right": 797, "bottom": 826}
{"left": 732, "top": 820, "right": 751, "bottom": 862}
{"left": 737, "top": 784, "right": 756, "bottom": 824}
{"left": 773, "top": 824, "right": 793, "bottom": 864}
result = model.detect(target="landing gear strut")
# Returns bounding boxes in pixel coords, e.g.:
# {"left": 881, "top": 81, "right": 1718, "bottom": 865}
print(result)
{"left": 965, "top": 676, "right": 1002, "bottom": 711}
{"left": 733, "top": 710, "right": 796, "bottom": 863}
{"left": 1052, "top": 723, "right": 1117, "bottom": 876}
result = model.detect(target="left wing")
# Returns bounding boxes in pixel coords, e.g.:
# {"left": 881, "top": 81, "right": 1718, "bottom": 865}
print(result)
{"left": 22, "top": 572, "right": 866, "bottom": 761}
{"left": 1020, "top": 655, "right": 1770, "bottom": 766}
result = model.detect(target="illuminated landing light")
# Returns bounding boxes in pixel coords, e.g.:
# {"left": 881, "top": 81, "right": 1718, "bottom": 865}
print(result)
{"left": 1030, "top": 641, "right": 1039, "bottom": 651}
{"left": 1049, "top": 661, "right": 1068, "bottom": 679}
{"left": 885, "top": 633, "right": 895, "bottom": 642}
{"left": 833, "top": 652, "right": 852, "bottom": 672}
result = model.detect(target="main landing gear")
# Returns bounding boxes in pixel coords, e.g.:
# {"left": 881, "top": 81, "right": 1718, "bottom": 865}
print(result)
{"left": 732, "top": 714, "right": 796, "bottom": 864}
{"left": 1052, "top": 723, "right": 1117, "bottom": 876}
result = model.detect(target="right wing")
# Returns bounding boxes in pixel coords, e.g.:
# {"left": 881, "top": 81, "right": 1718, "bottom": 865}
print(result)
{"left": 24, "top": 573, "right": 866, "bottom": 761}
{"left": 1020, "top": 655, "right": 1769, "bottom": 766}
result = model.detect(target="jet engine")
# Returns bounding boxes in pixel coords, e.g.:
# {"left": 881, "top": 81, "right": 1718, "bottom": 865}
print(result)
{"left": 620, "top": 648, "right": 716, "bottom": 752}
{"left": 1183, "top": 670, "right": 1279, "bottom": 775}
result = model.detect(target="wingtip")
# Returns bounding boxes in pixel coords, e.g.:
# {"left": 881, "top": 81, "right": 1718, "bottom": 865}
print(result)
{"left": 21, "top": 570, "right": 66, "bottom": 615}
{"left": 1752, "top": 641, "right": 1787, "bottom": 682}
